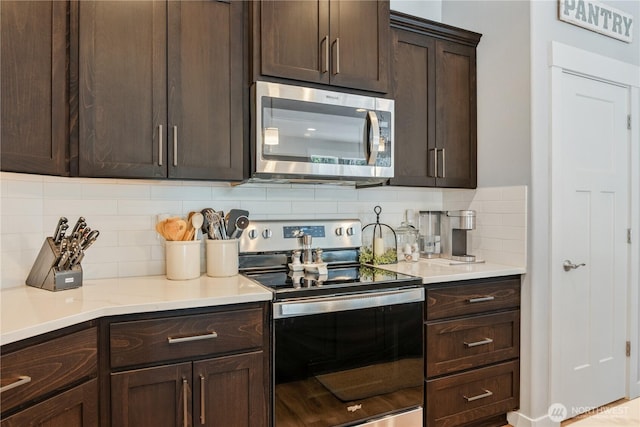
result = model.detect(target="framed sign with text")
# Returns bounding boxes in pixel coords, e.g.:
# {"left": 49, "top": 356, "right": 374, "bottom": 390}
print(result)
{"left": 559, "top": 0, "right": 633, "bottom": 43}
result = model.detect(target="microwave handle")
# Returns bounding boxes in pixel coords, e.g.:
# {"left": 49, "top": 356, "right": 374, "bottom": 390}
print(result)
{"left": 367, "top": 111, "right": 380, "bottom": 165}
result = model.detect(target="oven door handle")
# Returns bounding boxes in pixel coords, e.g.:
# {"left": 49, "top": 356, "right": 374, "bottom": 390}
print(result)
{"left": 273, "top": 287, "right": 424, "bottom": 319}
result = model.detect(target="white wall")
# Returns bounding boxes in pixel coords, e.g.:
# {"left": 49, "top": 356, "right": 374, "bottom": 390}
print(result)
{"left": 391, "top": 0, "right": 442, "bottom": 21}
{"left": 442, "top": 0, "right": 531, "bottom": 188}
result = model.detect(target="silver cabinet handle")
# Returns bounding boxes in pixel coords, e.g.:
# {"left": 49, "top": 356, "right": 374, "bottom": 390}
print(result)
{"left": 333, "top": 37, "right": 340, "bottom": 74}
{"left": 200, "top": 374, "right": 206, "bottom": 424}
{"left": 158, "top": 125, "right": 163, "bottom": 166}
{"left": 431, "top": 148, "right": 437, "bottom": 178}
{"left": 173, "top": 126, "right": 178, "bottom": 167}
{"left": 182, "top": 378, "right": 189, "bottom": 427}
{"left": 367, "top": 111, "right": 380, "bottom": 166}
{"left": 467, "top": 296, "right": 495, "bottom": 303}
{"left": 167, "top": 331, "right": 218, "bottom": 344}
{"left": 563, "top": 260, "right": 586, "bottom": 272}
{"left": 0, "top": 375, "right": 31, "bottom": 394}
{"left": 463, "top": 389, "right": 493, "bottom": 402}
{"left": 321, "top": 35, "right": 329, "bottom": 73}
{"left": 464, "top": 338, "right": 494, "bottom": 348}
{"left": 441, "top": 148, "right": 446, "bottom": 178}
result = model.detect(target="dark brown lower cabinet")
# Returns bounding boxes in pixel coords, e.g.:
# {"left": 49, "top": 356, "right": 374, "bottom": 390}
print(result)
{"left": 0, "top": 324, "right": 98, "bottom": 427}
{"left": 1, "top": 379, "right": 98, "bottom": 427}
{"left": 111, "top": 352, "right": 264, "bottom": 427}
{"left": 107, "top": 304, "right": 269, "bottom": 427}
{"left": 425, "top": 276, "right": 521, "bottom": 427}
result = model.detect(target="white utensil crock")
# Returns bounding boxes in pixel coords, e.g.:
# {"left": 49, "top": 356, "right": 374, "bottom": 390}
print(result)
{"left": 206, "top": 239, "right": 238, "bottom": 277}
{"left": 165, "top": 240, "right": 201, "bottom": 280}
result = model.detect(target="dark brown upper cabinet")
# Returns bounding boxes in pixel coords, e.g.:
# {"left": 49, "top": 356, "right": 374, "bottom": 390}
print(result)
{"left": 254, "top": 0, "right": 390, "bottom": 93}
{"left": 79, "top": 0, "right": 245, "bottom": 180}
{"left": 390, "top": 12, "right": 481, "bottom": 188}
{"left": 0, "top": 1, "right": 71, "bottom": 176}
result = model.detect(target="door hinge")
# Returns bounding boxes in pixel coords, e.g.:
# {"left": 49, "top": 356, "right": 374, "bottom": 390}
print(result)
{"left": 628, "top": 115, "right": 632, "bottom": 130}
{"left": 628, "top": 228, "right": 632, "bottom": 244}
{"left": 627, "top": 341, "right": 631, "bottom": 357}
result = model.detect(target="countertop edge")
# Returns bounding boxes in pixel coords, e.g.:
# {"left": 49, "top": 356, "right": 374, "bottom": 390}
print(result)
{"left": 1, "top": 275, "right": 273, "bottom": 346}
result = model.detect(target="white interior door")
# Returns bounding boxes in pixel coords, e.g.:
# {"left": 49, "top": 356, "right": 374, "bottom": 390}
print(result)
{"left": 551, "top": 71, "right": 630, "bottom": 420}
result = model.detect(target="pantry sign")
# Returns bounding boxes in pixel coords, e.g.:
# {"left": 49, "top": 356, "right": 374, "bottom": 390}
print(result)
{"left": 559, "top": 0, "right": 633, "bottom": 43}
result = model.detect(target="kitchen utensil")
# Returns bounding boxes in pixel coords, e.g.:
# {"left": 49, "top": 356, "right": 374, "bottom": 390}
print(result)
{"left": 225, "top": 209, "right": 249, "bottom": 239}
{"left": 70, "top": 216, "right": 86, "bottom": 236}
{"left": 201, "top": 208, "right": 216, "bottom": 239}
{"left": 158, "top": 217, "right": 188, "bottom": 241}
{"left": 53, "top": 217, "right": 68, "bottom": 244}
{"left": 191, "top": 213, "right": 204, "bottom": 241}
{"left": 229, "top": 215, "right": 249, "bottom": 239}
{"left": 82, "top": 230, "right": 100, "bottom": 250}
{"left": 56, "top": 223, "right": 69, "bottom": 246}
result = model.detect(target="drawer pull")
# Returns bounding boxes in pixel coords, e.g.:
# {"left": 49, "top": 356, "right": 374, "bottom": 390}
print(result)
{"left": 0, "top": 375, "right": 31, "bottom": 394}
{"left": 167, "top": 331, "right": 218, "bottom": 344}
{"left": 467, "top": 296, "right": 495, "bottom": 303}
{"left": 463, "top": 389, "right": 493, "bottom": 402}
{"left": 464, "top": 337, "right": 494, "bottom": 348}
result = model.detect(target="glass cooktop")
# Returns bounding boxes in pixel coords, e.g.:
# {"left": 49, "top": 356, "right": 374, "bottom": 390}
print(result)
{"left": 245, "top": 265, "right": 422, "bottom": 300}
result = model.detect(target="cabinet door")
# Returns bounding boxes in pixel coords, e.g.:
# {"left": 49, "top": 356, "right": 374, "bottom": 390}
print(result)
{"left": 259, "top": 0, "right": 329, "bottom": 85}
{"left": 435, "top": 40, "right": 477, "bottom": 188}
{"left": 389, "top": 28, "right": 435, "bottom": 186}
{"left": 111, "top": 362, "right": 192, "bottom": 427}
{"left": 0, "top": 0, "right": 68, "bottom": 175}
{"left": 328, "top": 0, "right": 389, "bottom": 93}
{"left": 167, "top": 0, "right": 244, "bottom": 180}
{"left": 1, "top": 379, "right": 98, "bottom": 427}
{"left": 193, "top": 352, "right": 266, "bottom": 427}
{"left": 79, "top": 1, "right": 167, "bottom": 178}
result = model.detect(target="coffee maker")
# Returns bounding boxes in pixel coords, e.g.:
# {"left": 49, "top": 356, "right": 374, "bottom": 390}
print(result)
{"left": 441, "top": 210, "right": 477, "bottom": 262}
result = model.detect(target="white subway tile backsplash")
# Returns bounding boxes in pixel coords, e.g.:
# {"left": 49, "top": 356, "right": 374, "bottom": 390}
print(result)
{"left": 117, "top": 200, "right": 182, "bottom": 216}
{"left": 151, "top": 185, "right": 212, "bottom": 201}
{"left": 44, "top": 199, "right": 118, "bottom": 216}
{"left": 2, "top": 198, "right": 43, "bottom": 216}
{"left": 212, "top": 186, "right": 266, "bottom": 201}
{"left": 43, "top": 182, "right": 83, "bottom": 199}
{"left": 5, "top": 179, "right": 44, "bottom": 198}
{"left": 84, "top": 183, "right": 150, "bottom": 200}
{"left": 267, "top": 187, "right": 313, "bottom": 200}
{"left": 0, "top": 172, "right": 528, "bottom": 288}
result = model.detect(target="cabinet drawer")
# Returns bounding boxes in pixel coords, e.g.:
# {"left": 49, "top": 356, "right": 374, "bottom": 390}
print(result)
{"left": 426, "top": 276, "right": 520, "bottom": 320}
{"left": 0, "top": 327, "right": 97, "bottom": 415}
{"left": 426, "top": 311, "right": 520, "bottom": 377}
{"left": 110, "top": 308, "right": 263, "bottom": 368}
{"left": 426, "top": 360, "right": 519, "bottom": 427}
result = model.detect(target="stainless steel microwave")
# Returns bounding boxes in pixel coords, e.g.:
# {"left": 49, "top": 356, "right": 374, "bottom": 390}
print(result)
{"left": 252, "top": 81, "right": 394, "bottom": 184}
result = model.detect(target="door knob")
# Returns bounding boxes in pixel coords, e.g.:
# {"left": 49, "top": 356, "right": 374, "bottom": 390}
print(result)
{"left": 563, "top": 260, "right": 586, "bottom": 272}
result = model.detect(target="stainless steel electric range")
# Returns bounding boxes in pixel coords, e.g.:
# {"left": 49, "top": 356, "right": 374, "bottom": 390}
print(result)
{"left": 238, "top": 219, "right": 424, "bottom": 427}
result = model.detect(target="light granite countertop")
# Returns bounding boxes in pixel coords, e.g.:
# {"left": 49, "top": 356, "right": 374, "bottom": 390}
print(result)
{"left": 1, "top": 274, "right": 273, "bottom": 346}
{"left": 381, "top": 258, "right": 526, "bottom": 284}
{"left": 1, "top": 260, "right": 525, "bottom": 346}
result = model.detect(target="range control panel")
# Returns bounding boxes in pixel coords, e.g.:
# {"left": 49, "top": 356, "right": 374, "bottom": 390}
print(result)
{"left": 239, "top": 219, "right": 362, "bottom": 253}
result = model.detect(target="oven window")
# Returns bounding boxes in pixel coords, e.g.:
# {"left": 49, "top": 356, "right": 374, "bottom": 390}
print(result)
{"left": 274, "top": 301, "right": 423, "bottom": 426}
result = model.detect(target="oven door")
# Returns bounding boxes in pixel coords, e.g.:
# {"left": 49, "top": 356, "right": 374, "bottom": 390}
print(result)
{"left": 273, "top": 288, "right": 424, "bottom": 427}
{"left": 254, "top": 81, "right": 394, "bottom": 181}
